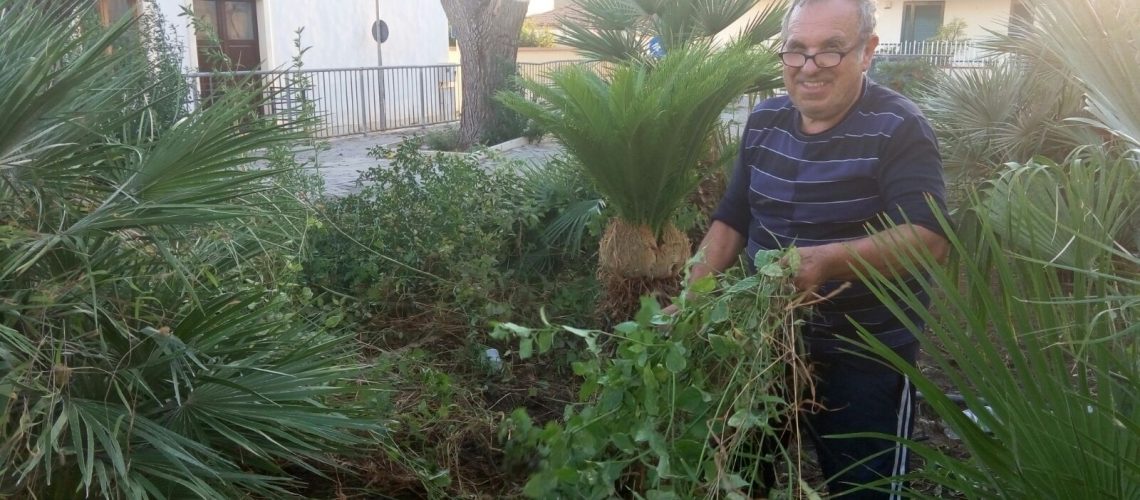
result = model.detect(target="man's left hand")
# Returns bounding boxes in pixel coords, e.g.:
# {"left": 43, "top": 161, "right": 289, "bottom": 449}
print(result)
{"left": 790, "top": 244, "right": 843, "bottom": 293}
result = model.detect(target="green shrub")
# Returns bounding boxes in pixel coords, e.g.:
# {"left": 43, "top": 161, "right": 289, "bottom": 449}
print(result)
{"left": 422, "top": 125, "right": 463, "bottom": 151}
{"left": 515, "top": 155, "right": 606, "bottom": 266}
{"left": 305, "top": 138, "right": 530, "bottom": 315}
{"left": 519, "top": 20, "right": 555, "bottom": 48}
{"left": 869, "top": 57, "right": 939, "bottom": 98}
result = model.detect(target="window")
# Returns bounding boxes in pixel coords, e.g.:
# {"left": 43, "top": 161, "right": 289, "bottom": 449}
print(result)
{"left": 191, "top": 0, "right": 260, "bottom": 71}
{"left": 901, "top": 1, "right": 944, "bottom": 43}
{"left": 193, "top": 0, "right": 256, "bottom": 41}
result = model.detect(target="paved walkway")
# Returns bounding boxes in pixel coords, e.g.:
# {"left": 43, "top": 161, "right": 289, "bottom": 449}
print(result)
{"left": 304, "top": 127, "right": 564, "bottom": 196}
{"left": 310, "top": 98, "right": 753, "bottom": 196}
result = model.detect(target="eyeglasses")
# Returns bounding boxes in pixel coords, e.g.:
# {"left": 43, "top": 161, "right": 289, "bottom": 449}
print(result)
{"left": 778, "top": 46, "right": 860, "bottom": 68}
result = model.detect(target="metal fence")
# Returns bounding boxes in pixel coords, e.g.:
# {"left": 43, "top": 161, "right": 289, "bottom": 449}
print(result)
{"left": 517, "top": 59, "right": 606, "bottom": 84}
{"left": 184, "top": 46, "right": 987, "bottom": 139}
{"left": 186, "top": 64, "right": 461, "bottom": 138}
{"left": 185, "top": 60, "right": 607, "bottom": 138}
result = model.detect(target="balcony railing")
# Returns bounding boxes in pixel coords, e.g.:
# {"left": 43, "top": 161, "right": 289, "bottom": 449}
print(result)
{"left": 873, "top": 40, "right": 989, "bottom": 68}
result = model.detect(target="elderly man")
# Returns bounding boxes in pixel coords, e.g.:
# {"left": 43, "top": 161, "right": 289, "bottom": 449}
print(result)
{"left": 690, "top": 0, "right": 950, "bottom": 497}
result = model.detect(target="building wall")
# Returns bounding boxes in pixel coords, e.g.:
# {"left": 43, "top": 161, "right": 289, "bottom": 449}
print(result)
{"left": 153, "top": 0, "right": 453, "bottom": 134}
{"left": 875, "top": 0, "right": 1013, "bottom": 44}
{"left": 151, "top": 0, "right": 449, "bottom": 71}
{"left": 527, "top": 0, "right": 554, "bottom": 16}
{"left": 714, "top": 0, "right": 1014, "bottom": 46}
{"left": 516, "top": 47, "right": 584, "bottom": 63}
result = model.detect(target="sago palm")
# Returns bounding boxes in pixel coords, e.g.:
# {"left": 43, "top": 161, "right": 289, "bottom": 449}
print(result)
{"left": 500, "top": 43, "right": 779, "bottom": 320}
{"left": 558, "top": 0, "right": 787, "bottom": 64}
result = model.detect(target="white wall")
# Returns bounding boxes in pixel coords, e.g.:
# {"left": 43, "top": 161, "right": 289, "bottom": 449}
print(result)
{"left": 715, "top": 0, "right": 1014, "bottom": 46}
{"left": 152, "top": 0, "right": 454, "bottom": 134}
{"left": 376, "top": 1, "right": 450, "bottom": 67}
{"left": 259, "top": 0, "right": 450, "bottom": 69}
{"left": 527, "top": 0, "right": 554, "bottom": 16}
{"left": 150, "top": 0, "right": 195, "bottom": 72}
{"left": 876, "top": 0, "right": 1013, "bottom": 44}
{"left": 150, "top": 0, "right": 450, "bottom": 71}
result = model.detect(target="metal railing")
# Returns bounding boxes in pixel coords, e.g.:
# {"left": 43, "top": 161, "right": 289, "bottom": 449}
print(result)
{"left": 183, "top": 45, "right": 990, "bottom": 140}
{"left": 185, "top": 60, "right": 608, "bottom": 138}
{"left": 186, "top": 64, "right": 461, "bottom": 138}
{"left": 873, "top": 40, "right": 988, "bottom": 68}
{"left": 517, "top": 59, "right": 605, "bottom": 84}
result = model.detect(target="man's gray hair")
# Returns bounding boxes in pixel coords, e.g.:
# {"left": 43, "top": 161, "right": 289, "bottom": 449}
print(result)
{"left": 781, "top": 0, "right": 877, "bottom": 44}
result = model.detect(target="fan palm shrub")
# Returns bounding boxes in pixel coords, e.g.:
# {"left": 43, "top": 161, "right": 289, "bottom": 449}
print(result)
{"left": 0, "top": 3, "right": 378, "bottom": 498}
{"left": 845, "top": 0, "right": 1140, "bottom": 496}
{"left": 920, "top": 59, "right": 1098, "bottom": 204}
{"left": 500, "top": 44, "right": 780, "bottom": 320}
{"left": 853, "top": 175, "right": 1138, "bottom": 498}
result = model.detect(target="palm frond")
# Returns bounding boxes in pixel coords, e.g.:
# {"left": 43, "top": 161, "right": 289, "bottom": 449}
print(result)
{"left": 501, "top": 44, "right": 778, "bottom": 237}
{"left": 1026, "top": 0, "right": 1140, "bottom": 148}
{"left": 689, "top": 0, "right": 764, "bottom": 38}
{"left": 978, "top": 152, "right": 1139, "bottom": 268}
{"left": 555, "top": 0, "right": 780, "bottom": 63}
{"left": 731, "top": 0, "right": 788, "bottom": 48}
{"left": 921, "top": 59, "right": 1097, "bottom": 181}
{"left": 851, "top": 193, "right": 1139, "bottom": 498}
{"left": 0, "top": 2, "right": 378, "bottom": 497}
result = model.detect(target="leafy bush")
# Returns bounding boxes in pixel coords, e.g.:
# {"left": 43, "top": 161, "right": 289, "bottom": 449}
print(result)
{"left": 422, "top": 125, "right": 463, "bottom": 151}
{"left": 519, "top": 20, "right": 555, "bottom": 48}
{"left": 515, "top": 155, "right": 606, "bottom": 267}
{"left": 919, "top": 60, "right": 1097, "bottom": 205}
{"left": 305, "top": 139, "right": 531, "bottom": 315}
{"left": 854, "top": 165, "right": 1139, "bottom": 497}
{"left": 854, "top": 2, "right": 1140, "bottom": 497}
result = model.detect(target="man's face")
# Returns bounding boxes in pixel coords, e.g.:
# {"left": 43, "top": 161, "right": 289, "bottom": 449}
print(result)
{"left": 782, "top": 0, "right": 878, "bottom": 132}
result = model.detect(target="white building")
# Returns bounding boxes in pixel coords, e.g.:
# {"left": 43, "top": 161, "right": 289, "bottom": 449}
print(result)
{"left": 718, "top": 0, "right": 1028, "bottom": 47}
{"left": 100, "top": 0, "right": 456, "bottom": 135}
{"left": 99, "top": 0, "right": 451, "bottom": 71}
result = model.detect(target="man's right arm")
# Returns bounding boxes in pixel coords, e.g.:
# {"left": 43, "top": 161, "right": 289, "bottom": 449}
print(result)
{"left": 688, "top": 220, "right": 746, "bottom": 283}
{"left": 662, "top": 220, "right": 745, "bottom": 315}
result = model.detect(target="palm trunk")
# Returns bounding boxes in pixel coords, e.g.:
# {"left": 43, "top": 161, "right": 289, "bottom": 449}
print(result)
{"left": 597, "top": 217, "right": 690, "bottom": 323}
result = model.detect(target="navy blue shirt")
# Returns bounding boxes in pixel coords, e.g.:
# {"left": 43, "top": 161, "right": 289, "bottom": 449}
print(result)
{"left": 713, "top": 77, "right": 948, "bottom": 353}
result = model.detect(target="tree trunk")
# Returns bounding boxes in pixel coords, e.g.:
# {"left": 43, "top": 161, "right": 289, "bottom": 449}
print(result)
{"left": 440, "top": 0, "right": 528, "bottom": 150}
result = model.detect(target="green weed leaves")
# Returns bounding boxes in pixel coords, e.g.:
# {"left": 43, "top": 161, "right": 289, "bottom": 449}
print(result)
{"left": 494, "top": 250, "right": 808, "bottom": 498}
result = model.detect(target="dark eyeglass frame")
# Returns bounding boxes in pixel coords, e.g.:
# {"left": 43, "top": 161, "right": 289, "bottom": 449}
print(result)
{"left": 778, "top": 45, "right": 861, "bottom": 68}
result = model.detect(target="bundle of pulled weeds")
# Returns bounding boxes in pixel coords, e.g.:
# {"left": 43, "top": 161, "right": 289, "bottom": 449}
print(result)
{"left": 493, "top": 249, "right": 818, "bottom": 498}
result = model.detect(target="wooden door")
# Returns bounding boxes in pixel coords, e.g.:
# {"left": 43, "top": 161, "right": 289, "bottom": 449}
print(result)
{"left": 192, "top": 0, "right": 261, "bottom": 106}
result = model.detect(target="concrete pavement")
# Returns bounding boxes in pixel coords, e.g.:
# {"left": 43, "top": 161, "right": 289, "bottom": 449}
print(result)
{"left": 309, "top": 96, "right": 753, "bottom": 196}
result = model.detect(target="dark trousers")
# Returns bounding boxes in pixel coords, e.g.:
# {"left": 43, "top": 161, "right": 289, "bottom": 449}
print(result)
{"left": 804, "top": 342, "right": 918, "bottom": 499}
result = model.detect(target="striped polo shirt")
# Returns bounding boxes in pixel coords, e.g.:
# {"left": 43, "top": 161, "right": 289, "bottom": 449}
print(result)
{"left": 713, "top": 77, "right": 948, "bottom": 353}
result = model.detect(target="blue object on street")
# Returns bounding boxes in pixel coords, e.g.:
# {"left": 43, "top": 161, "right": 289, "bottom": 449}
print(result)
{"left": 648, "top": 36, "right": 665, "bottom": 58}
